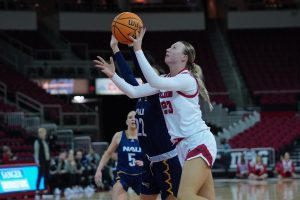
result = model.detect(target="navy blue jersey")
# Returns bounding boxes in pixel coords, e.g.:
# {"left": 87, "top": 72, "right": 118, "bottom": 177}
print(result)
{"left": 115, "top": 50, "right": 176, "bottom": 157}
{"left": 116, "top": 131, "right": 144, "bottom": 175}
{"left": 135, "top": 96, "right": 175, "bottom": 157}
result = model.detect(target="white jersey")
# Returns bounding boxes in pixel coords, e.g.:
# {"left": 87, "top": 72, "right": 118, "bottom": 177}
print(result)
{"left": 282, "top": 160, "right": 294, "bottom": 172}
{"left": 159, "top": 69, "right": 209, "bottom": 140}
{"left": 110, "top": 50, "right": 217, "bottom": 166}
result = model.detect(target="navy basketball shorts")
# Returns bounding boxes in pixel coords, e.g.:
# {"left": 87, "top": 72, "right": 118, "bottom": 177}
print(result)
{"left": 114, "top": 171, "right": 142, "bottom": 195}
{"left": 141, "top": 156, "right": 182, "bottom": 199}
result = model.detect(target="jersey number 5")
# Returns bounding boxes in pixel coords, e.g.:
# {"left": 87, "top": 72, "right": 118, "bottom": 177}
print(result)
{"left": 128, "top": 153, "right": 136, "bottom": 167}
{"left": 160, "top": 101, "right": 173, "bottom": 114}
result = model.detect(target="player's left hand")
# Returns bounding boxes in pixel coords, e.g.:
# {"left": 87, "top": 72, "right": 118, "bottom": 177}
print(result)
{"left": 135, "top": 160, "right": 144, "bottom": 167}
{"left": 129, "top": 27, "right": 146, "bottom": 51}
{"left": 93, "top": 56, "right": 115, "bottom": 78}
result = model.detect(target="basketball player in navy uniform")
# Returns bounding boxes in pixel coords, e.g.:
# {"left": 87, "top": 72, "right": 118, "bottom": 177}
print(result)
{"left": 95, "top": 35, "right": 182, "bottom": 200}
{"left": 94, "top": 111, "right": 144, "bottom": 200}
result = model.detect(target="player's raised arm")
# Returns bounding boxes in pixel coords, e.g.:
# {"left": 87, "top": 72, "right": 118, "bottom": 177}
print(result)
{"left": 110, "top": 35, "right": 139, "bottom": 86}
{"left": 93, "top": 56, "right": 159, "bottom": 98}
{"left": 129, "top": 46, "right": 147, "bottom": 84}
{"left": 135, "top": 50, "right": 195, "bottom": 91}
{"left": 129, "top": 28, "right": 194, "bottom": 91}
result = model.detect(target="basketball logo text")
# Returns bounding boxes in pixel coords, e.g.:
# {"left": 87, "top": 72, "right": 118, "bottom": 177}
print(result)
{"left": 128, "top": 20, "right": 139, "bottom": 28}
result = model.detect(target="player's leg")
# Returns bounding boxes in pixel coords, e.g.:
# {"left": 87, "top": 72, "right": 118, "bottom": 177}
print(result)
{"left": 159, "top": 158, "right": 181, "bottom": 200}
{"left": 140, "top": 162, "right": 160, "bottom": 200}
{"left": 141, "top": 194, "right": 160, "bottom": 200}
{"left": 177, "top": 157, "right": 215, "bottom": 200}
{"left": 112, "top": 181, "right": 127, "bottom": 200}
{"left": 165, "top": 195, "right": 177, "bottom": 200}
{"left": 197, "top": 167, "right": 215, "bottom": 199}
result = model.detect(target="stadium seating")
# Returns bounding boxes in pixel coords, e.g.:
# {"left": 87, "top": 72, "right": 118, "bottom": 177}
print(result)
{"left": 0, "top": 99, "right": 17, "bottom": 112}
{"left": 130, "top": 0, "right": 201, "bottom": 12}
{"left": 1, "top": 31, "right": 61, "bottom": 60}
{"left": 259, "top": 93, "right": 297, "bottom": 107}
{"left": 4, "top": 31, "right": 53, "bottom": 49}
{"left": 0, "top": 0, "right": 33, "bottom": 10}
{"left": 0, "top": 123, "right": 35, "bottom": 164}
{"left": 0, "top": 65, "right": 75, "bottom": 114}
{"left": 228, "top": 28, "right": 300, "bottom": 106}
{"left": 57, "top": 0, "right": 118, "bottom": 12}
{"left": 229, "top": 112, "right": 300, "bottom": 152}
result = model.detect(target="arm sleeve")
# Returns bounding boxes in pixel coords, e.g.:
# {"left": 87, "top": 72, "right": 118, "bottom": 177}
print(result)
{"left": 114, "top": 51, "right": 139, "bottom": 86}
{"left": 135, "top": 50, "right": 195, "bottom": 91}
{"left": 111, "top": 74, "right": 159, "bottom": 98}
{"left": 130, "top": 47, "right": 147, "bottom": 83}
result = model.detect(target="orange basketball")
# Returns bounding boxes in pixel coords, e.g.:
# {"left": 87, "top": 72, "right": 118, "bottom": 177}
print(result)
{"left": 111, "top": 12, "right": 143, "bottom": 45}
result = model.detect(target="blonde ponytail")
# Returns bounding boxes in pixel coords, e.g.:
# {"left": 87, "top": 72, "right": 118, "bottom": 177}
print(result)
{"left": 191, "top": 64, "right": 213, "bottom": 111}
{"left": 180, "top": 40, "right": 213, "bottom": 111}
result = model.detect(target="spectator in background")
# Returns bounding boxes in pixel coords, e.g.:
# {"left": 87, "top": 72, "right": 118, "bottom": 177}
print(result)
{"left": 249, "top": 155, "right": 268, "bottom": 180}
{"left": 219, "top": 137, "right": 231, "bottom": 150}
{"left": 86, "top": 146, "right": 100, "bottom": 186}
{"left": 47, "top": 130, "right": 58, "bottom": 150}
{"left": 49, "top": 157, "right": 58, "bottom": 194}
{"left": 219, "top": 138, "right": 232, "bottom": 177}
{"left": 2, "top": 145, "right": 18, "bottom": 164}
{"left": 278, "top": 152, "right": 296, "bottom": 178}
{"left": 65, "top": 151, "right": 81, "bottom": 194}
{"left": 86, "top": 146, "right": 100, "bottom": 174}
{"left": 275, "top": 155, "right": 284, "bottom": 178}
{"left": 49, "top": 151, "right": 68, "bottom": 195}
{"left": 236, "top": 154, "right": 249, "bottom": 179}
{"left": 75, "top": 149, "right": 88, "bottom": 187}
{"left": 34, "top": 128, "right": 50, "bottom": 198}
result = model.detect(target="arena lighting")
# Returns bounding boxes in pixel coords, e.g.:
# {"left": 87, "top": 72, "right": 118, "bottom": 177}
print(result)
{"left": 72, "top": 96, "right": 85, "bottom": 103}
{"left": 134, "top": 0, "right": 146, "bottom": 3}
{"left": 71, "top": 96, "right": 99, "bottom": 103}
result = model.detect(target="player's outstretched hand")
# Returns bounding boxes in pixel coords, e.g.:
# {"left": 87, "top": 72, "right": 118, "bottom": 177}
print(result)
{"left": 129, "top": 27, "right": 146, "bottom": 52}
{"left": 94, "top": 170, "right": 103, "bottom": 187}
{"left": 135, "top": 160, "right": 144, "bottom": 167}
{"left": 93, "top": 56, "right": 115, "bottom": 78}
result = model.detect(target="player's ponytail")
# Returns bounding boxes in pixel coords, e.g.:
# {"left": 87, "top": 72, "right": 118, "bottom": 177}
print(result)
{"left": 180, "top": 41, "right": 213, "bottom": 111}
{"left": 191, "top": 63, "right": 213, "bottom": 111}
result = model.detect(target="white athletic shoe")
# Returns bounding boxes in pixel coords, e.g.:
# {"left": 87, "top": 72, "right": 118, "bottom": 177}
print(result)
{"left": 54, "top": 188, "right": 61, "bottom": 196}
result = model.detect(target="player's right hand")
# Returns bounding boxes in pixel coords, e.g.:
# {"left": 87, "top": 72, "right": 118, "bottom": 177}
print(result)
{"left": 129, "top": 27, "right": 146, "bottom": 51}
{"left": 93, "top": 56, "right": 115, "bottom": 78}
{"left": 135, "top": 160, "right": 144, "bottom": 167}
{"left": 94, "top": 170, "right": 102, "bottom": 187}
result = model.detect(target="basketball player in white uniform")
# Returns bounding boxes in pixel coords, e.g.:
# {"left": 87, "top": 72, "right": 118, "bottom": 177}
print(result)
{"left": 94, "top": 28, "right": 217, "bottom": 200}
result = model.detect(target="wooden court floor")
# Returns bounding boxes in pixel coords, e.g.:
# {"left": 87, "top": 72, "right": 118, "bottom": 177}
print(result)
{"left": 47, "top": 179, "right": 300, "bottom": 200}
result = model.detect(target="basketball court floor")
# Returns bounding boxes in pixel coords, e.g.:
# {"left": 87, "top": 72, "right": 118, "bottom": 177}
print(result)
{"left": 44, "top": 179, "right": 300, "bottom": 200}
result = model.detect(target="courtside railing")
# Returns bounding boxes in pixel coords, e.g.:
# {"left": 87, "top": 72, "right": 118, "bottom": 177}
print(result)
{"left": 16, "top": 92, "right": 99, "bottom": 132}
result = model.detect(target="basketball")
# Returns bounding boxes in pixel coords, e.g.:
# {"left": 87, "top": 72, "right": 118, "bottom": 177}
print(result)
{"left": 111, "top": 12, "right": 143, "bottom": 45}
